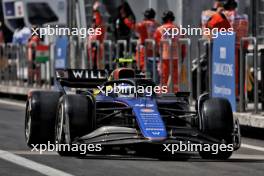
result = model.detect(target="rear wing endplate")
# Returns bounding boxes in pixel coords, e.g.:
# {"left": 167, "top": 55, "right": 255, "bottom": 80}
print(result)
{"left": 55, "top": 69, "right": 108, "bottom": 88}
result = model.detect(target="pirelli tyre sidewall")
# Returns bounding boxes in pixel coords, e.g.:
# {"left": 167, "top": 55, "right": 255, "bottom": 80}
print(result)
{"left": 199, "top": 97, "right": 234, "bottom": 159}
{"left": 55, "top": 94, "right": 95, "bottom": 156}
{"left": 25, "top": 91, "right": 61, "bottom": 147}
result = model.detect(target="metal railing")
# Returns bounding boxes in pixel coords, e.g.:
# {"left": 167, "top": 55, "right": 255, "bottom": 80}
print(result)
{"left": 239, "top": 37, "right": 257, "bottom": 112}
{"left": 178, "top": 38, "right": 192, "bottom": 95}
{"left": 158, "top": 39, "right": 173, "bottom": 92}
{"left": 1, "top": 36, "right": 263, "bottom": 114}
{"left": 239, "top": 36, "right": 264, "bottom": 113}
{"left": 144, "top": 39, "right": 156, "bottom": 79}
{"left": 116, "top": 40, "right": 127, "bottom": 60}
{"left": 196, "top": 38, "right": 212, "bottom": 98}
{"left": 0, "top": 38, "right": 191, "bottom": 92}
{"left": 103, "top": 40, "right": 113, "bottom": 70}
{"left": 0, "top": 43, "right": 52, "bottom": 88}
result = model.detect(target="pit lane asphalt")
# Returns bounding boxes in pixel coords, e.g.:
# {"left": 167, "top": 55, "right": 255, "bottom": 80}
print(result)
{"left": 0, "top": 99, "right": 263, "bottom": 176}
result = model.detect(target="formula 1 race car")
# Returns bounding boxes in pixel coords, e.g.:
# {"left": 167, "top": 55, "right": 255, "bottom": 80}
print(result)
{"left": 25, "top": 68, "right": 241, "bottom": 159}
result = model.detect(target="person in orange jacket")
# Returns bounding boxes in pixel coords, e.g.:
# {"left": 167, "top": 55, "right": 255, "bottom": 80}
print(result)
{"left": 206, "top": 5, "right": 231, "bottom": 31}
{"left": 88, "top": 0, "right": 106, "bottom": 69}
{"left": 199, "top": 3, "right": 232, "bottom": 93}
{"left": 125, "top": 8, "right": 159, "bottom": 72}
{"left": 28, "top": 26, "right": 41, "bottom": 85}
{"left": 207, "top": 0, "right": 247, "bottom": 96}
{"left": 201, "top": 0, "right": 227, "bottom": 39}
{"left": 223, "top": 0, "right": 249, "bottom": 96}
{"left": 154, "top": 11, "right": 186, "bottom": 92}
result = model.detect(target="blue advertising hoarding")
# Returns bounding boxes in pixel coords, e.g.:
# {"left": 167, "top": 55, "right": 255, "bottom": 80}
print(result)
{"left": 4, "top": 2, "right": 15, "bottom": 16}
{"left": 54, "top": 36, "right": 68, "bottom": 69}
{"left": 212, "top": 33, "right": 236, "bottom": 111}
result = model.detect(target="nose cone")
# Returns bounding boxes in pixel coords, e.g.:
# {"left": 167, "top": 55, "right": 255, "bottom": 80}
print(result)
{"left": 121, "top": 98, "right": 168, "bottom": 140}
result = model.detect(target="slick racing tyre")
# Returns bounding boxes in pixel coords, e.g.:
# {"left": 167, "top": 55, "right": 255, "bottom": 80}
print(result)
{"left": 25, "top": 91, "right": 61, "bottom": 147}
{"left": 199, "top": 98, "right": 234, "bottom": 160}
{"left": 55, "top": 94, "right": 95, "bottom": 156}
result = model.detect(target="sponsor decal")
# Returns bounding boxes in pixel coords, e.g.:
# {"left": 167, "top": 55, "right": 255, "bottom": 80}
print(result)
{"left": 71, "top": 70, "right": 107, "bottom": 79}
{"left": 141, "top": 108, "right": 154, "bottom": 113}
{"left": 134, "top": 104, "right": 154, "bottom": 107}
{"left": 152, "top": 132, "right": 161, "bottom": 135}
{"left": 212, "top": 33, "right": 236, "bottom": 111}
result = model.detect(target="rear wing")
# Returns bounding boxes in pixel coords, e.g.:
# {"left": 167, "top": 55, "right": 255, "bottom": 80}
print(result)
{"left": 56, "top": 69, "right": 108, "bottom": 88}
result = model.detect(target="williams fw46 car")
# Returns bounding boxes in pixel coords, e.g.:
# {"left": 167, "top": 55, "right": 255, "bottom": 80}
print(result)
{"left": 25, "top": 68, "right": 241, "bottom": 159}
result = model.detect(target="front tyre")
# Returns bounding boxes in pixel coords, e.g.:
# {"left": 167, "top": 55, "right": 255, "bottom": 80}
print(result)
{"left": 25, "top": 99, "right": 36, "bottom": 146}
{"left": 55, "top": 103, "right": 73, "bottom": 156}
{"left": 25, "top": 91, "right": 61, "bottom": 147}
{"left": 198, "top": 98, "right": 235, "bottom": 160}
{"left": 55, "top": 94, "right": 95, "bottom": 156}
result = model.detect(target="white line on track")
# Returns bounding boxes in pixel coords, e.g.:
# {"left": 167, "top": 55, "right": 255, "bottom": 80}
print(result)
{"left": 8, "top": 150, "right": 58, "bottom": 155}
{"left": 241, "top": 144, "right": 264, "bottom": 152}
{"left": 0, "top": 149, "right": 74, "bottom": 176}
{"left": 0, "top": 99, "right": 74, "bottom": 175}
{"left": 231, "top": 154, "right": 264, "bottom": 160}
{"left": 0, "top": 99, "right": 25, "bottom": 108}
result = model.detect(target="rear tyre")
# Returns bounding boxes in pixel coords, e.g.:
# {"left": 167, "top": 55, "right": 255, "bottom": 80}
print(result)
{"left": 198, "top": 98, "right": 234, "bottom": 160}
{"left": 25, "top": 91, "right": 61, "bottom": 147}
{"left": 55, "top": 94, "right": 94, "bottom": 156}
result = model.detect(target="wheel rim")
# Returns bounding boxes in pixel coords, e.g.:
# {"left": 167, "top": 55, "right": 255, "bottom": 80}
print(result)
{"left": 56, "top": 105, "right": 64, "bottom": 143}
{"left": 25, "top": 100, "right": 32, "bottom": 143}
{"left": 56, "top": 104, "right": 70, "bottom": 144}
{"left": 233, "top": 119, "right": 241, "bottom": 149}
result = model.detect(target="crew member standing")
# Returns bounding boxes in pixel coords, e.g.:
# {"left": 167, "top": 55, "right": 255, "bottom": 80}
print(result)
{"left": 223, "top": 0, "right": 249, "bottom": 96}
{"left": 28, "top": 26, "right": 41, "bottom": 85}
{"left": 126, "top": 8, "right": 159, "bottom": 72}
{"left": 200, "top": 2, "right": 232, "bottom": 93}
{"left": 88, "top": 0, "right": 106, "bottom": 69}
{"left": 154, "top": 11, "right": 185, "bottom": 92}
{"left": 206, "top": 0, "right": 247, "bottom": 96}
{"left": 206, "top": 4, "right": 231, "bottom": 31}
{"left": 201, "top": 0, "right": 227, "bottom": 39}
{"left": 114, "top": 0, "right": 136, "bottom": 59}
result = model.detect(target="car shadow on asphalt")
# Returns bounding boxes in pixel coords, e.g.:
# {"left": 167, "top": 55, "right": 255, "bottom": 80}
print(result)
{"left": 241, "top": 126, "right": 264, "bottom": 140}
{"left": 74, "top": 154, "right": 264, "bottom": 163}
